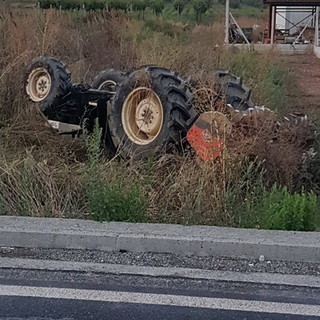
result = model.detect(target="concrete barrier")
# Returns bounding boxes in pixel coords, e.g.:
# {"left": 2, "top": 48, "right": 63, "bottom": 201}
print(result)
{"left": 233, "top": 43, "right": 314, "bottom": 55}
{"left": 1, "top": 216, "right": 320, "bottom": 263}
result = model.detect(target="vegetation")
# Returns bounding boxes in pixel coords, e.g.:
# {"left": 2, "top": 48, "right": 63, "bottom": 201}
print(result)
{"left": 230, "top": 169, "right": 319, "bottom": 231}
{"left": 260, "top": 186, "right": 318, "bottom": 231}
{"left": 84, "top": 123, "right": 147, "bottom": 222}
{"left": 35, "top": 0, "right": 267, "bottom": 23}
{"left": 0, "top": 4, "right": 319, "bottom": 231}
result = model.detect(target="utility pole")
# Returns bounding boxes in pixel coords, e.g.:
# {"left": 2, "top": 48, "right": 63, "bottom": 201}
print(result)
{"left": 225, "top": 0, "right": 230, "bottom": 44}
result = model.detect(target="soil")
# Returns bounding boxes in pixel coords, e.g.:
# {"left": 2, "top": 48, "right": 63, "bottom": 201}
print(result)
{"left": 281, "top": 54, "right": 320, "bottom": 120}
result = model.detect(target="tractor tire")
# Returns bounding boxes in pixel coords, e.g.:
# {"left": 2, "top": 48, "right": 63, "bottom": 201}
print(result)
{"left": 214, "top": 69, "right": 254, "bottom": 111}
{"left": 84, "top": 69, "right": 125, "bottom": 132}
{"left": 108, "top": 66, "right": 197, "bottom": 159}
{"left": 86, "top": 69, "right": 125, "bottom": 154}
{"left": 25, "top": 56, "right": 71, "bottom": 118}
{"left": 92, "top": 69, "right": 125, "bottom": 92}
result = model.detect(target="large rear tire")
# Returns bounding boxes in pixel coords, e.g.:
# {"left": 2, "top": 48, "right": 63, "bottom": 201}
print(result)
{"left": 92, "top": 69, "right": 125, "bottom": 92}
{"left": 214, "top": 69, "right": 254, "bottom": 111}
{"left": 108, "top": 66, "right": 197, "bottom": 159}
{"left": 25, "top": 56, "right": 71, "bottom": 118}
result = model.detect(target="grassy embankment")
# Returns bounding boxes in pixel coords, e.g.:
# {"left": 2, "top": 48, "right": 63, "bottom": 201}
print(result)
{"left": 0, "top": 5, "right": 319, "bottom": 230}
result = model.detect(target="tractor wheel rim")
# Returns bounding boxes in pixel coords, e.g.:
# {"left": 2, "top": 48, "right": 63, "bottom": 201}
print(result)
{"left": 26, "top": 68, "right": 51, "bottom": 102}
{"left": 98, "top": 80, "right": 117, "bottom": 92}
{"left": 122, "top": 87, "right": 164, "bottom": 145}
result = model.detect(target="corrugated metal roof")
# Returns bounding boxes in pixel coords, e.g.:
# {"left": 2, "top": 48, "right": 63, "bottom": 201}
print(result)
{"left": 264, "top": 0, "right": 320, "bottom": 4}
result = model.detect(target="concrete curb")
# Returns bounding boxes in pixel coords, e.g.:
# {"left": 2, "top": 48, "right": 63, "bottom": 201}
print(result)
{"left": 1, "top": 216, "right": 320, "bottom": 263}
{"left": 1, "top": 257, "right": 320, "bottom": 288}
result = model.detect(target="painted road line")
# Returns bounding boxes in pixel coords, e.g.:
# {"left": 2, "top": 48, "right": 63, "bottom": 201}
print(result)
{"left": 1, "top": 257, "right": 320, "bottom": 289}
{"left": 1, "top": 285, "right": 320, "bottom": 316}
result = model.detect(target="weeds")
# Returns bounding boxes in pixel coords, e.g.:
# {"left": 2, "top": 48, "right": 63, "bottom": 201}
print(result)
{"left": 84, "top": 123, "right": 147, "bottom": 222}
{"left": 219, "top": 49, "right": 288, "bottom": 111}
{"left": 227, "top": 158, "right": 265, "bottom": 229}
{"left": 259, "top": 186, "right": 319, "bottom": 231}
{"left": 147, "top": 155, "right": 233, "bottom": 226}
{"left": 227, "top": 163, "right": 320, "bottom": 231}
{"left": 0, "top": 6, "right": 318, "bottom": 231}
{"left": 0, "top": 151, "right": 85, "bottom": 217}
{"left": 93, "top": 182, "right": 147, "bottom": 222}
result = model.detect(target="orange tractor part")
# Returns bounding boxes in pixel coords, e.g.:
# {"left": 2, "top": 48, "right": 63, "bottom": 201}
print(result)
{"left": 187, "top": 111, "right": 232, "bottom": 161}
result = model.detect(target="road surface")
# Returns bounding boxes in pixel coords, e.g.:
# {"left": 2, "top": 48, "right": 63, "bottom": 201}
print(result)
{"left": 1, "top": 256, "right": 320, "bottom": 319}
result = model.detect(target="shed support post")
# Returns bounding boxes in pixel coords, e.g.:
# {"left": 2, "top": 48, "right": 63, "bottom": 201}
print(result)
{"left": 316, "top": 6, "right": 319, "bottom": 47}
{"left": 268, "top": 5, "right": 272, "bottom": 39}
{"left": 225, "top": 0, "right": 230, "bottom": 45}
{"left": 271, "top": 5, "right": 276, "bottom": 44}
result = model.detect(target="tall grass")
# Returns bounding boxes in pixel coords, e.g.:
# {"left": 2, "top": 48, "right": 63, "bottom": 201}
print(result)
{"left": 0, "top": 150, "right": 86, "bottom": 218}
{"left": 218, "top": 49, "right": 289, "bottom": 111}
{"left": 0, "top": 6, "right": 318, "bottom": 230}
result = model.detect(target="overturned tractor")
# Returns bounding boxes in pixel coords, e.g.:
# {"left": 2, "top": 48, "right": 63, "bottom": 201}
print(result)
{"left": 24, "top": 56, "right": 313, "bottom": 161}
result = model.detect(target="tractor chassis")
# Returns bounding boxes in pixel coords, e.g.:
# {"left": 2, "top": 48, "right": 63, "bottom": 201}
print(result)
{"left": 45, "top": 84, "right": 115, "bottom": 135}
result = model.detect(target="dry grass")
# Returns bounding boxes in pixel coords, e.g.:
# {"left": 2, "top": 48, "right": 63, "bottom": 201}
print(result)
{"left": 0, "top": 152, "right": 86, "bottom": 218}
{"left": 0, "top": 6, "right": 136, "bottom": 120}
{"left": 136, "top": 23, "right": 225, "bottom": 74}
{"left": 147, "top": 154, "right": 234, "bottom": 226}
{"left": 0, "top": 6, "right": 317, "bottom": 228}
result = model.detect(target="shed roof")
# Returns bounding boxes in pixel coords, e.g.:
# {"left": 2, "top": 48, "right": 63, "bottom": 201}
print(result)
{"left": 264, "top": 0, "right": 320, "bottom": 5}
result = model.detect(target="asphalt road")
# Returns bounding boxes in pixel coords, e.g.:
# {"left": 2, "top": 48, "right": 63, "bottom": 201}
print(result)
{"left": 1, "top": 262, "right": 320, "bottom": 319}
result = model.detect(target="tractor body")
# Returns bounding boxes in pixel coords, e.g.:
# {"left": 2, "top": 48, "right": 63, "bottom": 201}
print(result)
{"left": 25, "top": 56, "right": 312, "bottom": 161}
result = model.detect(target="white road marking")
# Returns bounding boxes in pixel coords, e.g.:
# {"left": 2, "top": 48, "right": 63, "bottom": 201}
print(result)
{"left": 1, "top": 285, "right": 319, "bottom": 316}
{"left": 2, "top": 257, "right": 320, "bottom": 289}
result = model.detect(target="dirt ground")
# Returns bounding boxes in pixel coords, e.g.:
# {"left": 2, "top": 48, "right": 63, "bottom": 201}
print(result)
{"left": 281, "top": 54, "right": 320, "bottom": 120}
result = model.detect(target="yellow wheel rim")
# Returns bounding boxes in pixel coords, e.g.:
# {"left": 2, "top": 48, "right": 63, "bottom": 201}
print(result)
{"left": 26, "top": 68, "right": 52, "bottom": 102}
{"left": 122, "top": 87, "right": 164, "bottom": 145}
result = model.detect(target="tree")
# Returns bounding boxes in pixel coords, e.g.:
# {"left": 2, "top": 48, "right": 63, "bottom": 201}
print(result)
{"left": 132, "top": 0, "right": 147, "bottom": 11}
{"left": 106, "top": 0, "right": 128, "bottom": 11}
{"left": 132, "top": 0, "right": 147, "bottom": 19}
{"left": 173, "top": 0, "right": 185, "bottom": 15}
{"left": 192, "top": 0, "right": 209, "bottom": 22}
{"left": 230, "top": 0, "right": 241, "bottom": 9}
{"left": 149, "top": 0, "right": 164, "bottom": 16}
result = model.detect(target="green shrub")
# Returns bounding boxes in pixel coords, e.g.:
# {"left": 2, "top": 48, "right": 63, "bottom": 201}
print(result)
{"left": 227, "top": 159, "right": 319, "bottom": 231}
{"left": 90, "top": 182, "right": 147, "bottom": 222}
{"left": 86, "top": 1, "right": 105, "bottom": 11}
{"left": 107, "top": 0, "right": 128, "bottom": 11}
{"left": 230, "top": 0, "right": 241, "bottom": 9}
{"left": 192, "top": 0, "right": 210, "bottom": 21}
{"left": 174, "top": 0, "right": 185, "bottom": 15}
{"left": 84, "top": 123, "right": 147, "bottom": 222}
{"left": 39, "top": 0, "right": 107, "bottom": 10}
{"left": 132, "top": 0, "right": 147, "bottom": 12}
{"left": 143, "top": 19, "right": 184, "bottom": 37}
{"left": 260, "top": 185, "right": 319, "bottom": 231}
{"left": 148, "top": 0, "right": 165, "bottom": 15}
{"left": 242, "top": 0, "right": 264, "bottom": 8}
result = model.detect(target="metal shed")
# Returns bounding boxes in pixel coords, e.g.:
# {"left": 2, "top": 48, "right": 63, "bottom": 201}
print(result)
{"left": 264, "top": 0, "right": 320, "bottom": 45}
